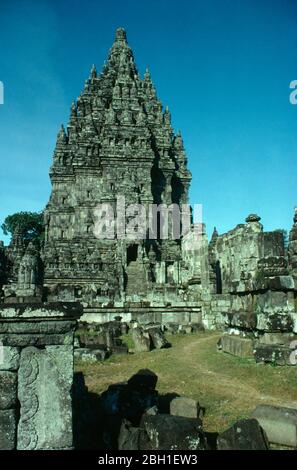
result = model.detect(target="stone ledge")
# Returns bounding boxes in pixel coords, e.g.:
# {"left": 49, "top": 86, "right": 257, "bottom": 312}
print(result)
{"left": 0, "top": 332, "right": 74, "bottom": 347}
{"left": 0, "top": 320, "right": 77, "bottom": 335}
{"left": 252, "top": 405, "right": 297, "bottom": 447}
{"left": 0, "top": 302, "right": 83, "bottom": 320}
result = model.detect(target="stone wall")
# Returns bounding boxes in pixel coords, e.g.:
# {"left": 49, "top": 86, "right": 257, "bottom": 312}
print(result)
{"left": 210, "top": 212, "right": 297, "bottom": 362}
{"left": 0, "top": 302, "right": 82, "bottom": 450}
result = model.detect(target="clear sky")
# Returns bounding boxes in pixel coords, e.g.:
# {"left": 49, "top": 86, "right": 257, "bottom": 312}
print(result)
{"left": 0, "top": 0, "right": 296, "bottom": 244}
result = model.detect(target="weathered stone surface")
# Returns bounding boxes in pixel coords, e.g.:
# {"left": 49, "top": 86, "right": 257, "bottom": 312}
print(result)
{"left": 111, "top": 344, "right": 128, "bottom": 355}
{"left": 0, "top": 409, "right": 17, "bottom": 449}
{"left": 288, "top": 207, "right": 297, "bottom": 281}
{"left": 36, "top": 27, "right": 192, "bottom": 307}
{"left": 132, "top": 327, "right": 151, "bottom": 352}
{"left": 223, "top": 311, "right": 257, "bottom": 330}
{"left": 258, "top": 332, "right": 293, "bottom": 345}
{"left": 267, "top": 275, "right": 295, "bottom": 291}
{"left": 74, "top": 336, "right": 80, "bottom": 348}
{"left": 118, "top": 419, "right": 148, "bottom": 450}
{"left": 0, "top": 346, "right": 20, "bottom": 371}
{"left": 220, "top": 334, "right": 254, "bottom": 358}
{"left": 146, "top": 326, "right": 170, "bottom": 349}
{"left": 165, "top": 323, "right": 180, "bottom": 334}
{"left": 179, "top": 325, "right": 192, "bottom": 334}
{"left": 17, "top": 345, "right": 73, "bottom": 450}
{"left": 74, "top": 347, "right": 107, "bottom": 362}
{"left": 0, "top": 371, "right": 17, "bottom": 409}
{"left": 0, "top": 331, "right": 74, "bottom": 347}
{"left": 0, "top": 303, "right": 83, "bottom": 319}
{"left": 217, "top": 418, "right": 269, "bottom": 450}
{"left": 254, "top": 343, "right": 292, "bottom": 365}
{"left": 191, "top": 323, "right": 205, "bottom": 333}
{"left": 0, "top": 319, "right": 77, "bottom": 334}
{"left": 142, "top": 405, "right": 158, "bottom": 417}
{"left": 142, "top": 414, "right": 206, "bottom": 450}
{"left": 0, "top": 26, "right": 295, "bottom": 340}
{"left": 170, "top": 397, "right": 200, "bottom": 419}
{"left": 252, "top": 405, "right": 297, "bottom": 447}
{"left": 256, "top": 312, "right": 293, "bottom": 332}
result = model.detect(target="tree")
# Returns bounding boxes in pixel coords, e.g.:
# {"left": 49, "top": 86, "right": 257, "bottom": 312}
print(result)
{"left": 1, "top": 211, "right": 44, "bottom": 245}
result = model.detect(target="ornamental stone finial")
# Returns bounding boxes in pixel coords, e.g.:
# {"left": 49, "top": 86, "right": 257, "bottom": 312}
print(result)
{"left": 245, "top": 214, "right": 261, "bottom": 223}
{"left": 115, "top": 27, "right": 127, "bottom": 42}
{"left": 293, "top": 206, "right": 297, "bottom": 225}
{"left": 57, "top": 124, "right": 67, "bottom": 143}
{"left": 90, "top": 64, "right": 97, "bottom": 78}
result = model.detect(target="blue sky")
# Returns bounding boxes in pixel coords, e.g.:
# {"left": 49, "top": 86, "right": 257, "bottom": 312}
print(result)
{"left": 0, "top": 0, "right": 296, "bottom": 244}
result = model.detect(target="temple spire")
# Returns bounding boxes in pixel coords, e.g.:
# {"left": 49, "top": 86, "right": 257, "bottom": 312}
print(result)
{"left": 90, "top": 64, "right": 97, "bottom": 78}
{"left": 144, "top": 68, "right": 151, "bottom": 80}
{"left": 57, "top": 124, "right": 67, "bottom": 143}
{"left": 211, "top": 227, "right": 219, "bottom": 241}
{"left": 115, "top": 27, "right": 127, "bottom": 43}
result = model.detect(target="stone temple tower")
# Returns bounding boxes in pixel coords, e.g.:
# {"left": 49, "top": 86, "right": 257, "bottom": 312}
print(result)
{"left": 43, "top": 28, "right": 192, "bottom": 310}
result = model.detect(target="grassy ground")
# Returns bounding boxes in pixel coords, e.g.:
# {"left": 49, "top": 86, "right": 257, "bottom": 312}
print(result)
{"left": 75, "top": 331, "right": 297, "bottom": 433}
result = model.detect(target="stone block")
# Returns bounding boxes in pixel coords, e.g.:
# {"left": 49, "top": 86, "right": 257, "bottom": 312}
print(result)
{"left": 220, "top": 334, "right": 254, "bottom": 358}
{"left": 170, "top": 397, "right": 201, "bottom": 419}
{"left": 146, "top": 327, "right": 170, "bottom": 349}
{"left": 179, "top": 325, "right": 192, "bottom": 334}
{"left": 217, "top": 418, "right": 269, "bottom": 450}
{"left": 17, "top": 345, "right": 73, "bottom": 450}
{"left": 0, "top": 409, "right": 17, "bottom": 449}
{"left": 142, "top": 414, "right": 206, "bottom": 450}
{"left": 224, "top": 312, "right": 257, "bottom": 330}
{"left": 0, "top": 346, "right": 20, "bottom": 371}
{"left": 118, "top": 419, "right": 149, "bottom": 450}
{"left": 0, "top": 371, "right": 17, "bottom": 409}
{"left": 74, "top": 347, "right": 108, "bottom": 362}
{"left": 254, "top": 344, "right": 292, "bottom": 365}
{"left": 256, "top": 291, "right": 293, "bottom": 317}
{"left": 111, "top": 345, "right": 128, "bottom": 355}
{"left": 0, "top": 319, "right": 76, "bottom": 335}
{"left": 191, "top": 323, "right": 205, "bottom": 333}
{"left": 0, "top": 331, "right": 74, "bottom": 347}
{"left": 267, "top": 276, "right": 295, "bottom": 291}
{"left": 132, "top": 327, "right": 151, "bottom": 352}
{"left": 256, "top": 312, "right": 293, "bottom": 332}
{"left": 258, "top": 332, "right": 291, "bottom": 345}
{"left": 252, "top": 405, "right": 297, "bottom": 447}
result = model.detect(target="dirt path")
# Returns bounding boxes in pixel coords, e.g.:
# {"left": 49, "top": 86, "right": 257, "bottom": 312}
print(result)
{"left": 179, "top": 333, "right": 297, "bottom": 409}
{"left": 80, "top": 331, "right": 297, "bottom": 432}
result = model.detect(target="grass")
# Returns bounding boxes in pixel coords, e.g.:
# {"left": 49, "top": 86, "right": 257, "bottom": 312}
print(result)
{"left": 120, "top": 333, "right": 135, "bottom": 350}
{"left": 75, "top": 331, "right": 297, "bottom": 433}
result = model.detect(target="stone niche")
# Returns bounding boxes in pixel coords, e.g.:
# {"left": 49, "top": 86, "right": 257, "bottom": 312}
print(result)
{"left": 0, "top": 302, "right": 82, "bottom": 450}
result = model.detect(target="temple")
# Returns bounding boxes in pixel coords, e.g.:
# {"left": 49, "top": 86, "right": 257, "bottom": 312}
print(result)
{"left": 42, "top": 27, "right": 197, "bottom": 320}
{"left": 0, "top": 28, "right": 296, "bottom": 344}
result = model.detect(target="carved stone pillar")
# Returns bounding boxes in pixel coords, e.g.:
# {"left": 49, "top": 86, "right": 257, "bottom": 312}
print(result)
{"left": 0, "top": 302, "right": 82, "bottom": 450}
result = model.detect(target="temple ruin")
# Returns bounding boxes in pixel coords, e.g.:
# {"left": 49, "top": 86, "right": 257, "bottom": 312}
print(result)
{"left": 0, "top": 26, "right": 297, "bottom": 452}
{"left": 0, "top": 27, "right": 296, "bottom": 341}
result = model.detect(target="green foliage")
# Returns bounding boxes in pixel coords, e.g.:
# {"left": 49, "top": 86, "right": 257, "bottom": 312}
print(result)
{"left": 1, "top": 211, "right": 44, "bottom": 244}
{"left": 120, "top": 333, "right": 135, "bottom": 350}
